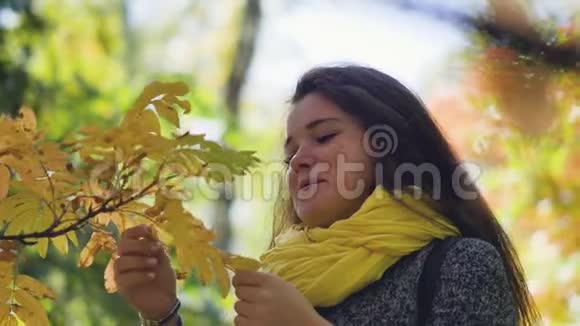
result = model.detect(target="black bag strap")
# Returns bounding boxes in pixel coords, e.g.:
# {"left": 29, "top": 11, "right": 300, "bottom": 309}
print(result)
{"left": 416, "top": 237, "right": 460, "bottom": 326}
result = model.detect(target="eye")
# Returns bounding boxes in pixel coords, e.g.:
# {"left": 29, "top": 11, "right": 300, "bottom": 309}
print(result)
{"left": 282, "top": 132, "right": 338, "bottom": 165}
{"left": 316, "top": 132, "right": 338, "bottom": 144}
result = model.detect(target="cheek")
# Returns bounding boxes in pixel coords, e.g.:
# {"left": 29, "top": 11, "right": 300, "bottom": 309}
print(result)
{"left": 337, "top": 147, "right": 375, "bottom": 189}
{"left": 319, "top": 141, "right": 344, "bottom": 174}
{"left": 286, "top": 168, "right": 298, "bottom": 193}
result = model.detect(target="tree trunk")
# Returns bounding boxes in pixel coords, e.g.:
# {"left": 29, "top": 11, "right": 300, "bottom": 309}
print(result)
{"left": 214, "top": 0, "right": 261, "bottom": 251}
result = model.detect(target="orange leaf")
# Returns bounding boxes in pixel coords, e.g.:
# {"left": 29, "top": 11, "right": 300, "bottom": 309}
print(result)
{"left": 16, "top": 107, "right": 37, "bottom": 133}
{"left": 0, "top": 241, "right": 19, "bottom": 262}
{"left": 104, "top": 256, "right": 118, "bottom": 294}
{"left": 79, "top": 231, "right": 116, "bottom": 268}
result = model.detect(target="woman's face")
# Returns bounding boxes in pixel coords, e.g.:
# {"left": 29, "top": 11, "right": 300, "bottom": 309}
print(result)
{"left": 284, "top": 93, "right": 376, "bottom": 228}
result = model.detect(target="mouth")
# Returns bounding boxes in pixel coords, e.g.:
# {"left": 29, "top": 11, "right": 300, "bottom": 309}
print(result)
{"left": 299, "top": 179, "right": 327, "bottom": 191}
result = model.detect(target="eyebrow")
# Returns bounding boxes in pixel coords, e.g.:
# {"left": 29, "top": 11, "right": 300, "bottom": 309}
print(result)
{"left": 284, "top": 117, "right": 340, "bottom": 150}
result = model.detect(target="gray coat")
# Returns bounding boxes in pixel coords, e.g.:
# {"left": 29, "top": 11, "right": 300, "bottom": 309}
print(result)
{"left": 314, "top": 238, "right": 518, "bottom": 326}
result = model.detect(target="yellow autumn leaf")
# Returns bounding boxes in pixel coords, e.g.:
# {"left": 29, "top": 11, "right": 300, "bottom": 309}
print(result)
{"left": 0, "top": 165, "right": 9, "bottom": 201}
{"left": 37, "top": 143, "right": 68, "bottom": 171}
{"left": 14, "top": 289, "right": 49, "bottom": 326}
{"left": 51, "top": 235, "right": 69, "bottom": 255}
{"left": 130, "top": 82, "right": 164, "bottom": 109}
{"left": 206, "top": 248, "right": 230, "bottom": 297}
{"left": 0, "top": 288, "right": 11, "bottom": 304}
{"left": 162, "top": 81, "right": 188, "bottom": 97}
{"left": 0, "top": 275, "right": 11, "bottom": 288}
{"left": 15, "top": 107, "right": 37, "bottom": 133}
{"left": 156, "top": 199, "right": 249, "bottom": 295}
{"left": 145, "top": 81, "right": 188, "bottom": 100}
{"left": 0, "top": 304, "right": 16, "bottom": 326}
{"left": 149, "top": 223, "right": 173, "bottom": 246}
{"left": 224, "top": 253, "right": 261, "bottom": 272}
{"left": 174, "top": 132, "right": 205, "bottom": 146}
{"left": 15, "top": 275, "right": 56, "bottom": 300}
{"left": 144, "top": 191, "right": 169, "bottom": 218}
{"left": 0, "top": 261, "right": 14, "bottom": 277}
{"left": 0, "top": 192, "right": 41, "bottom": 226}
{"left": 121, "top": 106, "right": 161, "bottom": 137}
{"left": 4, "top": 216, "right": 32, "bottom": 236}
{"left": 36, "top": 238, "right": 49, "bottom": 259}
{"left": 67, "top": 230, "right": 79, "bottom": 247}
{"left": 175, "top": 242, "right": 212, "bottom": 285}
{"left": 153, "top": 100, "right": 179, "bottom": 126}
{"left": 127, "top": 81, "right": 188, "bottom": 122}
{"left": 39, "top": 171, "right": 79, "bottom": 199}
{"left": 139, "top": 134, "right": 174, "bottom": 160}
{"left": 0, "top": 154, "right": 45, "bottom": 188}
{"left": 169, "top": 96, "right": 191, "bottom": 113}
{"left": 0, "top": 192, "right": 54, "bottom": 237}
{"left": 161, "top": 200, "right": 216, "bottom": 243}
{"left": 95, "top": 211, "right": 118, "bottom": 226}
{"left": 169, "top": 150, "right": 204, "bottom": 176}
{"left": 45, "top": 215, "right": 80, "bottom": 250}
{"left": 111, "top": 211, "right": 142, "bottom": 234}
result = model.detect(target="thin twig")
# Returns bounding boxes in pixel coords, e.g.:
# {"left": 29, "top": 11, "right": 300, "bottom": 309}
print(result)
{"left": 39, "top": 161, "right": 56, "bottom": 209}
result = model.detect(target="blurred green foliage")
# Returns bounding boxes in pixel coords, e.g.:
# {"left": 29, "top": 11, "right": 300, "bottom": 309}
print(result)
{"left": 0, "top": 0, "right": 235, "bottom": 324}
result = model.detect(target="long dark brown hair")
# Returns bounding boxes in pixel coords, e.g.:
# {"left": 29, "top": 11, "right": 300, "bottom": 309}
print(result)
{"left": 270, "top": 65, "right": 540, "bottom": 325}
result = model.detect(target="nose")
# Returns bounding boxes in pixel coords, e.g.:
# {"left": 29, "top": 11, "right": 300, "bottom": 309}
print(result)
{"left": 288, "top": 146, "right": 315, "bottom": 173}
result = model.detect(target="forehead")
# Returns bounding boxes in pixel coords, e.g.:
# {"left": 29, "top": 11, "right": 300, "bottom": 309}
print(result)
{"left": 286, "top": 94, "right": 348, "bottom": 133}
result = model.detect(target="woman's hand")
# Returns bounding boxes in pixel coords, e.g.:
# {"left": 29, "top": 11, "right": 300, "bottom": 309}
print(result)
{"left": 114, "top": 224, "right": 177, "bottom": 320}
{"left": 232, "top": 270, "right": 331, "bottom": 326}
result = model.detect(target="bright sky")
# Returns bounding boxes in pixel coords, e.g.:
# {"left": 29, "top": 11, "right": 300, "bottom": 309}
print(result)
{"left": 128, "top": 0, "right": 577, "bottom": 128}
{"left": 245, "top": 0, "right": 473, "bottom": 125}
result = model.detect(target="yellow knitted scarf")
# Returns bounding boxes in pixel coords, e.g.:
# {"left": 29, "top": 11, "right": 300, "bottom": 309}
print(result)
{"left": 259, "top": 184, "right": 460, "bottom": 307}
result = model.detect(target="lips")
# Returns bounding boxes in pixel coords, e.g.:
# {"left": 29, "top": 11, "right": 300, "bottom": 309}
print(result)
{"left": 298, "top": 178, "right": 326, "bottom": 191}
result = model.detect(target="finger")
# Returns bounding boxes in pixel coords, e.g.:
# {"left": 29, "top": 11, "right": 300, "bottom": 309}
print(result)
{"left": 114, "top": 255, "right": 158, "bottom": 274}
{"left": 121, "top": 224, "right": 156, "bottom": 241}
{"left": 233, "top": 314, "right": 251, "bottom": 326}
{"left": 232, "top": 270, "right": 267, "bottom": 287}
{"left": 234, "top": 285, "right": 268, "bottom": 303}
{"left": 117, "top": 239, "right": 161, "bottom": 257}
{"left": 115, "top": 271, "right": 156, "bottom": 291}
{"left": 233, "top": 300, "right": 253, "bottom": 317}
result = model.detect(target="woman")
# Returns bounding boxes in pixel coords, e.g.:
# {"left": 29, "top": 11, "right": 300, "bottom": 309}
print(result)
{"left": 113, "top": 65, "right": 540, "bottom": 325}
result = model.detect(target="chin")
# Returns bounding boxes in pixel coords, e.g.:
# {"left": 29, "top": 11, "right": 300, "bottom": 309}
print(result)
{"left": 296, "top": 206, "right": 335, "bottom": 228}
{"left": 293, "top": 186, "right": 337, "bottom": 227}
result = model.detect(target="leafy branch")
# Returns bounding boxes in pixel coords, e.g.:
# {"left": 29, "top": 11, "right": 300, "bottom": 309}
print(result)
{"left": 388, "top": 0, "right": 579, "bottom": 68}
{"left": 0, "top": 81, "right": 262, "bottom": 325}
